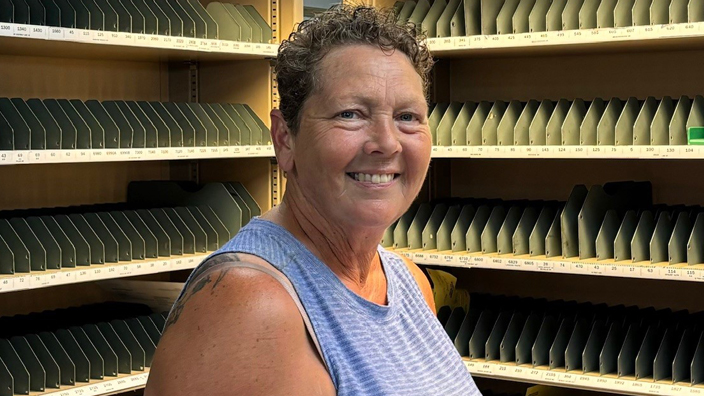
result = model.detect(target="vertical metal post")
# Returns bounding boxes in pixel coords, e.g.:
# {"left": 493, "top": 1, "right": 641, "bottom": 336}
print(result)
{"left": 188, "top": 61, "right": 200, "bottom": 182}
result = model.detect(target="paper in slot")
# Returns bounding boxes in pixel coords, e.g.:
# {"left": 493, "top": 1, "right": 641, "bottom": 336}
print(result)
{"left": 529, "top": 0, "right": 552, "bottom": 32}
{"left": 437, "top": 102, "right": 463, "bottom": 146}
{"left": 529, "top": 99, "right": 553, "bottom": 145}
{"left": 496, "top": 0, "right": 520, "bottom": 35}
{"left": 497, "top": 100, "right": 521, "bottom": 146}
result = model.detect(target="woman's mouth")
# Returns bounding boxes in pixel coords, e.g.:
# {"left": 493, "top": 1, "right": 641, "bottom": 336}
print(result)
{"left": 346, "top": 173, "right": 400, "bottom": 184}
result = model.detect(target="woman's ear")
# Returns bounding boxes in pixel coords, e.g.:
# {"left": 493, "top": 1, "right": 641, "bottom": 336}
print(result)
{"left": 270, "top": 109, "right": 295, "bottom": 172}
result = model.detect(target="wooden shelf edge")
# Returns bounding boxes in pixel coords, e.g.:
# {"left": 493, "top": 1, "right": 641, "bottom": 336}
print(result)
{"left": 430, "top": 145, "right": 701, "bottom": 159}
{"left": 427, "top": 22, "right": 704, "bottom": 57}
{"left": 0, "top": 23, "right": 278, "bottom": 61}
{"left": 0, "top": 146, "right": 275, "bottom": 165}
{"left": 43, "top": 370, "right": 150, "bottom": 396}
{"left": 0, "top": 253, "right": 209, "bottom": 294}
{"left": 465, "top": 359, "right": 700, "bottom": 396}
{"left": 391, "top": 249, "right": 703, "bottom": 283}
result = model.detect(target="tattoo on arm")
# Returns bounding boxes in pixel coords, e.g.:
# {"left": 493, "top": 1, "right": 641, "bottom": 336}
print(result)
{"left": 163, "top": 253, "right": 242, "bottom": 332}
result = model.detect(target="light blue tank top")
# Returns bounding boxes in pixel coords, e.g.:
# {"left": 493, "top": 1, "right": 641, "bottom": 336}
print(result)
{"left": 200, "top": 218, "right": 481, "bottom": 395}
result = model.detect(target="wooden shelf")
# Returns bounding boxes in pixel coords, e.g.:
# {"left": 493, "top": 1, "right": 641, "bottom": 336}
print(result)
{"left": 0, "top": 23, "right": 278, "bottom": 62}
{"left": 0, "top": 254, "right": 208, "bottom": 294}
{"left": 43, "top": 370, "right": 149, "bottom": 396}
{"left": 393, "top": 249, "right": 704, "bottom": 283}
{"left": 465, "top": 359, "right": 701, "bottom": 396}
{"left": 0, "top": 146, "right": 275, "bottom": 165}
{"left": 427, "top": 23, "right": 704, "bottom": 58}
{"left": 430, "top": 145, "right": 701, "bottom": 159}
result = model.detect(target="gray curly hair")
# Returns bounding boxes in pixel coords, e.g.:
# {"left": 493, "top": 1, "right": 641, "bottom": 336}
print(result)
{"left": 274, "top": 4, "right": 434, "bottom": 133}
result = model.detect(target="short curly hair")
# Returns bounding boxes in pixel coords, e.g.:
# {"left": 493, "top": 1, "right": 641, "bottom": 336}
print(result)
{"left": 275, "top": 4, "right": 434, "bottom": 133}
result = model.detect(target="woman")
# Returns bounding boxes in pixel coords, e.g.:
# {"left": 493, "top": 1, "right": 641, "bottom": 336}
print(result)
{"left": 146, "top": 5, "right": 480, "bottom": 395}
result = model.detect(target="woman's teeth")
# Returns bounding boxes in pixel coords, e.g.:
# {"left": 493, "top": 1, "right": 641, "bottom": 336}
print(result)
{"left": 349, "top": 173, "right": 395, "bottom": 184}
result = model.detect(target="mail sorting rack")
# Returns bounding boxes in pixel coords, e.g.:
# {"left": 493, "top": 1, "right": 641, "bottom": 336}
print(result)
{"left": 0, "top": 98, "right": 271, "bottom": 151}
{"left": 0, "top": 0, "right": 273, "bottom": 43}
{"left": 392, "top": 0, "right": 704, "bottom": 38}
{"left": 444, "top": 293, "right": 704, "bottom": 387}
{"left": 0, "top": 181, "right": 259, "bottom": 274}
{"left": 385, "top": 181, "right": 704, "bottom": 265}
{"left": 428, "top": 96, "right": 704, "bottom": 148}
{"left": 0, "top": 302, "right": 164, "bottom": 395}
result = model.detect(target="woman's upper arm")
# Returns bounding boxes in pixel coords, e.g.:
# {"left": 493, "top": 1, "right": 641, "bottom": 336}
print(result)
{"left": 399, "top": 255, "right": 437, "bottom": 313}
{"left": 145, "top": 264, "right": 324, "bottom": 396}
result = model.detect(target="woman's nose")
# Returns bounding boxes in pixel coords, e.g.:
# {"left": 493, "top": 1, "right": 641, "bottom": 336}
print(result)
{"left": 363, "top": 118, "right": 402, "bottom": 156}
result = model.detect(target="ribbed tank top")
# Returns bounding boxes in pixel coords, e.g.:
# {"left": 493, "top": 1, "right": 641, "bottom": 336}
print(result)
{"left": 192, "top": 218, "right": 481, "bottom": 395}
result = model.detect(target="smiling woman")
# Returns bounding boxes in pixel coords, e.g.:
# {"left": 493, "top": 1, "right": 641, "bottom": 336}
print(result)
{"left": 144, "top": 5, "right": 481, "bottom": 396}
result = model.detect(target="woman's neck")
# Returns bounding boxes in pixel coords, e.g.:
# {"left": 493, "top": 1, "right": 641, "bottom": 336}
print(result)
{"left": 262, "top": 184, "right": 387, "bottom": 297}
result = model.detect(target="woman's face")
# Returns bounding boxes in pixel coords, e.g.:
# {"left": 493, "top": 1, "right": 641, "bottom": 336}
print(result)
{"left": 286, "top": 44, "right": 431, "bottom": 230}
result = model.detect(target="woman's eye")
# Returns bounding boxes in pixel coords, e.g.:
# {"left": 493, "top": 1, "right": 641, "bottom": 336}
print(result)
{"left": 339, "top": 111, "right": 356, "bottom": 119}
{"left": 398, "top": 113, "right": 415, "bottom": 122}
